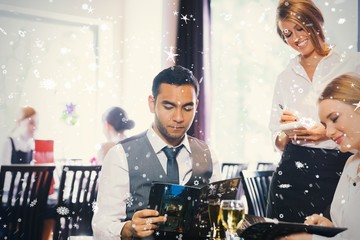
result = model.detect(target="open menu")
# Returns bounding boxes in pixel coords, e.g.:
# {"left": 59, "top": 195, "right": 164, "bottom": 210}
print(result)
{"left": 147, "top": 178, "right": 241, "bottom": 238}
{"left": 238, "top": 214, "right": 347, "bottom": 239}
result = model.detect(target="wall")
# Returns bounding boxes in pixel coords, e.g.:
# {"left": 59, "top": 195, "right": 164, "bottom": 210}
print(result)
{"left": 0, "top": 0, "right": 164, "bottom": 160}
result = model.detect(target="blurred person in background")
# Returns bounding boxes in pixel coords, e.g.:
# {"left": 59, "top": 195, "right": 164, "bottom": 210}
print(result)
{"left": 96, "top": 106, "right": 135, "bottom": 164}
{"left": 0, "top": 106, "right": 38, "bottom": 166}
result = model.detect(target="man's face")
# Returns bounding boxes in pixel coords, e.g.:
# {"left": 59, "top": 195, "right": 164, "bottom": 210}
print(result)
{"left": 148, "top": 83, "right": 198, "bottom": 146}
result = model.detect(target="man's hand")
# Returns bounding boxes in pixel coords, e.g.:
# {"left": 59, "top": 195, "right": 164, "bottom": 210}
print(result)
{"left": 121, "top": 209, "right": 167, "bottom": 238}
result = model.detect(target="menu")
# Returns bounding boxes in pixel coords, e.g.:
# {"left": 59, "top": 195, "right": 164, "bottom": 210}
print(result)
{"left": 238, "top": 214, "right": 347, "bottom": 239}
{"left": 147, "top": 178, "right": 241, "bottom": 238}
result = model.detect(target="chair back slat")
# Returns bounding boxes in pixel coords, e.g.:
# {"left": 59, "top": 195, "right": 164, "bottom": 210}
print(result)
{"left": 54, "top": 165, "right": 102, "bottom": 240}
{"left": 256, "top": 162, "right": 277, "bottom": 171}
{"left": 0, "top": 165, "right": 55, "bottom": 240}
{"left": 221, "top": 163, "right": 248, "bottom": 179}
{"left": 89, "top": 171, "right": 99, "bottom": 203}
{"left": 240, "top": 170, "right": 274, "bottom": 217}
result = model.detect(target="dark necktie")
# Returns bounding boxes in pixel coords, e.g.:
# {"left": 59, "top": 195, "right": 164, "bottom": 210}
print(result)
{"left": 163, "top": 145, "right": 183, "bottom": 184}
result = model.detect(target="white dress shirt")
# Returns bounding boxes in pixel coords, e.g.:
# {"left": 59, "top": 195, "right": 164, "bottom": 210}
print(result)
{"left": 269, "top": 49, "right": 360, "bottom": 151}
{"left": 92, "top": 127, "right": 221, "bottom": 239}
{"left": 312, "top": 154, "right": 360, "bottom": 240}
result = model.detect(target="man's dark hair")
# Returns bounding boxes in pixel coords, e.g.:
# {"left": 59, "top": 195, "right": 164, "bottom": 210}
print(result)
{"left": 152, "top": 65, "right": 200, "bottom": 99}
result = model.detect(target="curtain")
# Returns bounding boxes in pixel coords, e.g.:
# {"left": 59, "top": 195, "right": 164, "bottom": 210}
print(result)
{"left": 175, "top": 0, "right": 211, "bottom": 141}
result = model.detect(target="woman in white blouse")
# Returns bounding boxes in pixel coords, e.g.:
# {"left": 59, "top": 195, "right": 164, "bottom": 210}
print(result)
{"left": 267, "top": 0, "right": 360, "bottom": 223}
{"left": 278, "top": 73, "right": 360, "bottom": 239}
{"left": 0, "top": 106, "right": 38, "bottom": 166}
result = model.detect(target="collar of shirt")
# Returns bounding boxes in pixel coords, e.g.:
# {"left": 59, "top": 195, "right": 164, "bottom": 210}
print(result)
{"left": 146, "top": 127, "right": 193, "bottom": 183}
{"left": 289, "top": 49, "right": 338, "bottom": 82}
{"left": 345, "top": 155, "right": 360, "bottom": 183}
{"left": 146, "top": 126, "right": 192, "bottom": 154}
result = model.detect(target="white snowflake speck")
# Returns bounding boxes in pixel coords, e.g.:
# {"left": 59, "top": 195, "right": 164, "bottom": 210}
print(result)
{"left": 92, "top": 201, "right": 98, "bottom": 213}
{"left": 40, "top": 79, "right": 56, "bottom": 90}
{"left": 0, "top": 27, "right": 7, "bottom": 35}
{"left": 338, "top": 18, "right": 346, "bottom": 24}
{"left": 56, "top": 206, "right": 70, "bottom": 215}
{"left": 30, "top": 198, "right": 37, "bottom": 207}
{"left": 124, "top": 193, "right": 134, "bottom": 207}
{"left": 73, "top": 223, "right": 79, "bottom": 229}
{"left": 145, "top": 218, "right": 153, "bottom": 225}
{"left": 295, "top": 161, "right": 305, "bottom": 169}
{"left": 164, "top": 46, "right": 179, "bottom": 63}
{"left": 18, "top": 30, "right": 26, "bottom": 37}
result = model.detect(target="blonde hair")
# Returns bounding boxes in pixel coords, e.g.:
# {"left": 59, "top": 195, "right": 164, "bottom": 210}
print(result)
{"left": 276, "top": 0, "right": 329, "bottom": 55}
{"left": 319, "top": 73, "right": 360, "bottom": 107}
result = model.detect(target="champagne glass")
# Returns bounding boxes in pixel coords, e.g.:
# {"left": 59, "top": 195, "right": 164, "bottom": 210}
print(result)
{"left": 208, "top": 199, "right": 225, "bottom": 239}
{"left": 220, "top": 199, "right": 245, "bottom": 239}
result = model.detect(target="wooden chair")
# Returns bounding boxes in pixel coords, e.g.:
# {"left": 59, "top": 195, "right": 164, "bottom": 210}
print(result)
{"left": 240, "top": 170, "right": 274, "bottom": 217}
{"left": 221, "top": 162, "right": 248, "bottom": 179}
{"left": 53, "top": 165, "right": 101, "bottom": 240}
{"left": 256, "top": 162, "right": 277, "bottom": 171}
{"left": 0, "top": 164, "right": 55, "bottom": 240}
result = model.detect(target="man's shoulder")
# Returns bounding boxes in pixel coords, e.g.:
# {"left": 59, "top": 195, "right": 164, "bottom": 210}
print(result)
{"left": 187, "top": 135, "right": 209, "bottom": 147}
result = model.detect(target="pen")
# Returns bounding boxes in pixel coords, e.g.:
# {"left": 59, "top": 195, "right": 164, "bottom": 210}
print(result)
{"left": 279, "top": 104, "right": 284, "bottom": 110}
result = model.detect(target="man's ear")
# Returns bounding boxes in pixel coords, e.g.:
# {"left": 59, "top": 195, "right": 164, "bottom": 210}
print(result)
{"left": 148, "top": 95, "right": 155, "bottom": 113}
{"left": 195, "top": 99, "right": 199, "bottom": 109}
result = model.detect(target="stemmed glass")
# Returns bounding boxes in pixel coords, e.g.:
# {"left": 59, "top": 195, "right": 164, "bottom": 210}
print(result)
{"left": 208, "top": 199, "right": 224, "bottom": 239}
{"left": 220, "top": 199, "right": 246, "bottom": 239}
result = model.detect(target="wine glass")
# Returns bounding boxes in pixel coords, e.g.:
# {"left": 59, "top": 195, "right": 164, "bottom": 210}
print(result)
{"left": 208, "top": 199, "right": 224, "bottom": 239}
{"left": 220, "top": 199, "right": 245, "bottom": 239}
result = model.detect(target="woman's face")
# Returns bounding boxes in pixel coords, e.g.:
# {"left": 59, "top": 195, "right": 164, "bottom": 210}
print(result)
{"left": 319, "top": 99, "right": 360, "bottom": 152}
{"left": 278, "top": 20, "right": 316, "bottom": 57}
{"left": 19, "top": 114, "right": 38, "bottom": 139}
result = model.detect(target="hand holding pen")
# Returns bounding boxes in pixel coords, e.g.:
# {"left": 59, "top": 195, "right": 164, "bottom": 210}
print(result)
{"left": 278, "top": 104, "right": 298, "bottom": 124}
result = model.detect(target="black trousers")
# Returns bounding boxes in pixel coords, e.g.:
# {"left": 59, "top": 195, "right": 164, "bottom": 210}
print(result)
{"left": 266, "top": 143, "right": 352, "bottom": 223}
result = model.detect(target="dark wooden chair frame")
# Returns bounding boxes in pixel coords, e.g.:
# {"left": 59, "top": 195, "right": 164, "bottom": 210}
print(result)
{"left": 53, "top": 165, "right": 101, "bottom": 240}
{"left": 0, "top": 164, "right": 55, "bottom": 240}
{"left": 240, "top": 170, "right": 274, "bottom": 217}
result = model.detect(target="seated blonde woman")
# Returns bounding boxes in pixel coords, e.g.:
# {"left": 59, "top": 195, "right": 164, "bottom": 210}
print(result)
{"left": 278, "top": 73, "right": 360, "bottom": 240}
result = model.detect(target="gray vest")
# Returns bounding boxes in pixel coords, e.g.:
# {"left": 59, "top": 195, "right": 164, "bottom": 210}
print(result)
{"left": 121, "top": 131, "right": 213, "bottom": 220}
